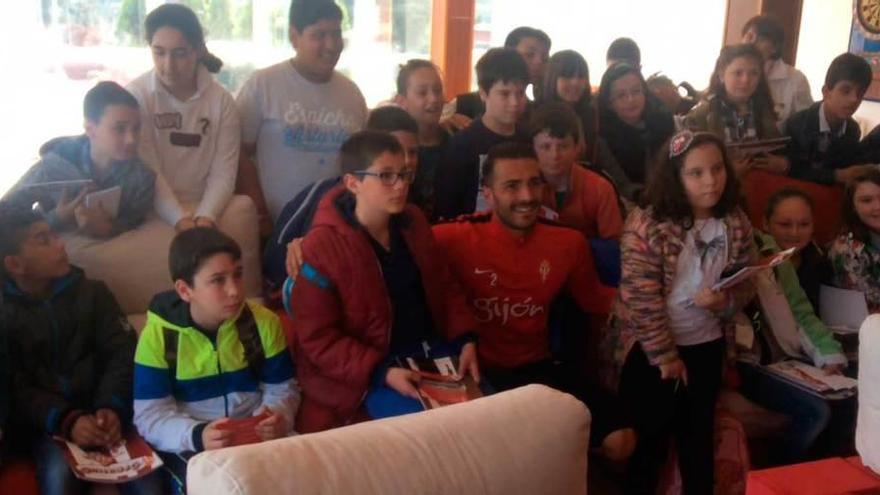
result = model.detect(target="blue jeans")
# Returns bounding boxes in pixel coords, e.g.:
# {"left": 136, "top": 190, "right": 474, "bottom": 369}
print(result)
{"left": 365, "top": 339, "right": 475, "bottom": 420}
{"left": 737, "top": 361, "right": 832, "bottom": 463}
{"left": 33, "top": 436, "right": 164, "bottom": 495}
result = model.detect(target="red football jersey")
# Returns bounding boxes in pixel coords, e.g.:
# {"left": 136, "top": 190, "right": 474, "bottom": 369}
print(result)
{"left": 432, "top": 213, "right": 615, "bottom": 369}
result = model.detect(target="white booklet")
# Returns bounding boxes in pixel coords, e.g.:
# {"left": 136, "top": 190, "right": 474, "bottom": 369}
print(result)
{"left": 85, "top": 186, "right": 122, "bottom": 219}
{"left": 712, "top": 247, "right": 796, "bottom": 291}
{"left": 820, "top": 284, "right": 869, "bottom": 334}
{"left": 53, "top": 431, "right": 163, "bottom": 483}
{"left": 20, "top": 179, "right": 93, "bottom": 191}
{"left": 764, "top": 360, "right": 857, "bottom": 398}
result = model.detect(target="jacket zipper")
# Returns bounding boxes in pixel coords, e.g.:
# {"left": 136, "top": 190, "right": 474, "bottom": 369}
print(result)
{"left": 211, "top": 330, "right": 229, "bottom": 417}
{"left": 44, "top": 301, "right": 59, "bottom": 372}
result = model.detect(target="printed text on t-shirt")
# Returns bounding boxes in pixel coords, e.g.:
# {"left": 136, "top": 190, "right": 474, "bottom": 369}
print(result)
{"left": 473, "top": 297, "right": 544, "bottom": 325}
{"left": 282, "top": 102, "right": 359, "bottom": 153}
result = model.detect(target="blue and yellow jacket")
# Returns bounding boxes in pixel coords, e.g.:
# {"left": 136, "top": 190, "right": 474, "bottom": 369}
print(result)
{"left": 133, "top": 291, "right": 298, "bottom": 454}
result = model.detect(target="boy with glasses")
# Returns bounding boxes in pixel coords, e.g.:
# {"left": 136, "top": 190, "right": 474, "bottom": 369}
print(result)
{"left": 287, "top": 131, "right": 479, "bottom": 433}
{"left": 264, "top": 106, "right": 424, "bottom": 291}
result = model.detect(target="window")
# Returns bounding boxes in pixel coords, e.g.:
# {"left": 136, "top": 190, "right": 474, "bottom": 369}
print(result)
{"left": 1, "top": 0, "right": 431, "bottom": 195}
{"left": 472, "top": 0, "right": 727, "bottom": 92}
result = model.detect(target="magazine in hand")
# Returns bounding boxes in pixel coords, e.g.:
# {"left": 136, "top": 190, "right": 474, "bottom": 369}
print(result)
{"left": 712, "top": 247, "right": 796, "bottom": 291}
{"left": 404, "top": 355, "right": 482, "bottom": 410}
{"left": 84, "top": 186, "right": 122, "bottom": 219}
{"left": 726, "top": 137, "right": 791, "bottom": 157}
{"left": 764, "top": 360, "right": 857, "bottom": 399}
{"left": 53, "top": 430, "right": 162, "bottom": 483}
{"left": 19, "top": 179, "right": 93, "bottom": 191}
{"left": 215, "top": 411, "right": 272, "bottom": 447}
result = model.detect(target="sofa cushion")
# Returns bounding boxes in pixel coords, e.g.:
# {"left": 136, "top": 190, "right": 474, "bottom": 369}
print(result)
{"left": 858, "top": 315, "right": 880, "bottom": 475}
{"left": 187, "top": 384, "right": 590, "bottom": 495}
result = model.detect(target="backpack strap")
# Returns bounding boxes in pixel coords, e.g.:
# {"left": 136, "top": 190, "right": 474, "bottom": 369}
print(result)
{"left": 235, "top": 304, "right": 265, "bottom": 379}
{"left": 162, "top": 327, "right": 179, "bottom": 381}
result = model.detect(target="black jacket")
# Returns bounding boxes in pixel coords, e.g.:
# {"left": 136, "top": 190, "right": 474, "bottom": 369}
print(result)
{"left": 784, "top": 102, "right": 862, "bottom": 185}
{"left": 599, "top": 103, "right": 675, "bottom": 185}
{"left": 3, "top": 267, "right": 136, "bottom": 438}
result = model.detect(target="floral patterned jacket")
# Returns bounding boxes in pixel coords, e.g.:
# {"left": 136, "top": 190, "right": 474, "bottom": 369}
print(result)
{"left": 604, "top": 206, "right": 757, "bottom": 389}
{"left": 828, "top": 232, "right": 880, "bottom": 313}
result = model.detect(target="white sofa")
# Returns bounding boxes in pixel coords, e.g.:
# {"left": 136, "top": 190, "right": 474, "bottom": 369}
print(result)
{"left": 64, "top": 205, "right": 261, "bottom": 329}
{"left": 857, "top": 315, "right": 880, "bottom": 474}
{"left": 187, "top": 385, "right": 591, "bottom": 495}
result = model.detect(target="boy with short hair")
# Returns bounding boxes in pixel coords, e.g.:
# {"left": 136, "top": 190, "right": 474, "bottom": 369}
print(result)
{"left": 237, "top": 0, "right": 367, "bottom": 227}
{"left": 785, "top": 53, "right": 874, "bottom": 185}
{"left": 435, "top": 48, "right": 531, "bottom": 219}
{"left": 134, "top": 227, "right": 298, "bottom": 490}
{"left": 7, "top": 81, "right": 156, "bottom": 238}
{"left": 454, "top": 27, "right": 551, "bottom": 119}
{"left": 606, "top": 37, "right": 641, "bottom": 68}
{"left": 263, "top": 106, "right": 423, "bottom": 290}
{"left": 432, "top": 142, "right": 634, "bottom": 461}
{"left": 530, "top": 102, "right": 623, "bottom": 240}
{"left": 288, "top": 130, "right": 478, "bottom": 433}
{"left": 0, "top": 202, "right": 161, "bottom": 495}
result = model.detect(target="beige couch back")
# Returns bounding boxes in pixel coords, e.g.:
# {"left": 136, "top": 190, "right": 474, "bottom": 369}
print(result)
{"left": 187, "top": 385, "right": 590, "bottom": 495}
{"left": 858, "top": 315, "right": 880, "bottom": 475}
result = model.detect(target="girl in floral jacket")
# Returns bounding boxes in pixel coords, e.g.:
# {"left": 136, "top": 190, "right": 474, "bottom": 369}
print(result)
{"left": 829, "top": 168, "right": 880, "bottom": 313}
{"left": 609, "top": 130, "right": 756, "bottom": 494}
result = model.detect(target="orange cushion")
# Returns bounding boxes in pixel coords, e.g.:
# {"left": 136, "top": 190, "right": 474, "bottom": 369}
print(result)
{"left": 746, "top": 457, "right": 880, "bottom": 494}
{"left": 742, "top": 170, "right": 843, "bottom": 246}
{"left": 0, "top": 459, "right": 39, "bottom": 495}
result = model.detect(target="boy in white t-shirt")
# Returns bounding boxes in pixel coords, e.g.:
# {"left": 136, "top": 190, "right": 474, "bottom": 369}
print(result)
{"left": 237, "top": 0, "right": 367, "bottom": 231}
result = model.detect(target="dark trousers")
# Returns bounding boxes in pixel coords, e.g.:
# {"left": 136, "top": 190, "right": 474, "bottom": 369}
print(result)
{"left": 156, "top": 450, "right": 192, "bottom": 495}
{"left": 619, "top": 338, "right": 724, "bottom": 495}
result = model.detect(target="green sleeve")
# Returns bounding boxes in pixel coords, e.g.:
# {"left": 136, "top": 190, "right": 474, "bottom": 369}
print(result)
{"left": 774, "top": 259, "right": 846, "bottom": 366}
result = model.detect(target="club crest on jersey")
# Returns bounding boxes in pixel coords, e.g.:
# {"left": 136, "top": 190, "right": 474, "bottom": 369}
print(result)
{"left": 539, "top": 260, "right": 551, "bottom": 283}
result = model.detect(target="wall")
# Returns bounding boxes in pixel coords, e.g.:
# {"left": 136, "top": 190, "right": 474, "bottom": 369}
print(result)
{"left": 797, "top": 0, "right": 880, "bottom": 133}
{"left": 724, "top": 0, "right": 761, "bottom": 46}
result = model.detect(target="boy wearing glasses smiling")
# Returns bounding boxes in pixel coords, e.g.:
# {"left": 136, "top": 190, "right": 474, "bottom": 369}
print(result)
{"left": 288, "top": 130, "right": 480, "bottom": 433}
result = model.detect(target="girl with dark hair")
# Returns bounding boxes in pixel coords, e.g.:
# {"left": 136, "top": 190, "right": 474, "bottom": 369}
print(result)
{"left": 597, "top": 62, "right": 675, "bottom": 198}
{"left": 829, "top": 169, "right": 880, "bottom": 312}
{"left": 686, "top": 44, "right": 788, "bottom": 176}
{"left": 737, "top": 186, "right": 848, "bottom": 463}
{"left": 540, "top": 51, "right": 595, "bottom": 154}
{"left": 608, "top": 130, "right": 755, "bottom": 494}
{"left": 394, "top": 59, "right": 450, "bottom": 217}
{"left": 128, "top": 3, "right": 262, "bottom": 295}
{"left": 539, "top": 51, "right": 635, "bottom": 199}
{"left": 762, "top": 188, "right": 831, "bottom": 307}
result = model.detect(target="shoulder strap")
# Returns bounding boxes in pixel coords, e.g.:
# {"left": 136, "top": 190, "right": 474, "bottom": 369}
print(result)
{"left": 236, "top": 304, "right": 265, "bottom": 379}
{"left": 162, "top": 327, "right": 179, "bottom": 380}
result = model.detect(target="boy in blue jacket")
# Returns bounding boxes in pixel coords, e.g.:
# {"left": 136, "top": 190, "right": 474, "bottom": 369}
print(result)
{"left": 7, "top": 81, "right": 155, "bottom": 238}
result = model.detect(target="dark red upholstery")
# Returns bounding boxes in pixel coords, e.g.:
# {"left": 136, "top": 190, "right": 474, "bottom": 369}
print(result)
{"left": 0, "top": 459, "right": 39, "bottom": 495}
{"left": 742, "top": 170, "right": 844, "bottom": 246}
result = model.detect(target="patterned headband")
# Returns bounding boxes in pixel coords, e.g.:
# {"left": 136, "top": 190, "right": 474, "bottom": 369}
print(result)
{"left": 669, "top": 130, "right": 695, "bottom": 159}
{"left": 669, "top": 130, "right": 718, "bottom": 159}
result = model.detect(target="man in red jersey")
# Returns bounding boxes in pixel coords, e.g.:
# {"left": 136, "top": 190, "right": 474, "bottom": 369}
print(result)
{"left": 432, "top": 142, "right": 634, "bottom": 461}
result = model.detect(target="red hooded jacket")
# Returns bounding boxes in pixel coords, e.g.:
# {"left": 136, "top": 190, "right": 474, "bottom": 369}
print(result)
{"left": 290, "top": 186, "right": 476, "bottom": 433}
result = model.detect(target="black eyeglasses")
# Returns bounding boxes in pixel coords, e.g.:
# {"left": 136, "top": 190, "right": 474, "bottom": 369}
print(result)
{"left": 353, "top": 170, "right": 416, "bottom": 186}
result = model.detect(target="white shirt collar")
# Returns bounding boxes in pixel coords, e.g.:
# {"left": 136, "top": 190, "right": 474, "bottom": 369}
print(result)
{"left": 764, "top": 59, "right": 791, "bottom": 82}
{"left": 818, "top": 101, "right": 847, "bottom": 137}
